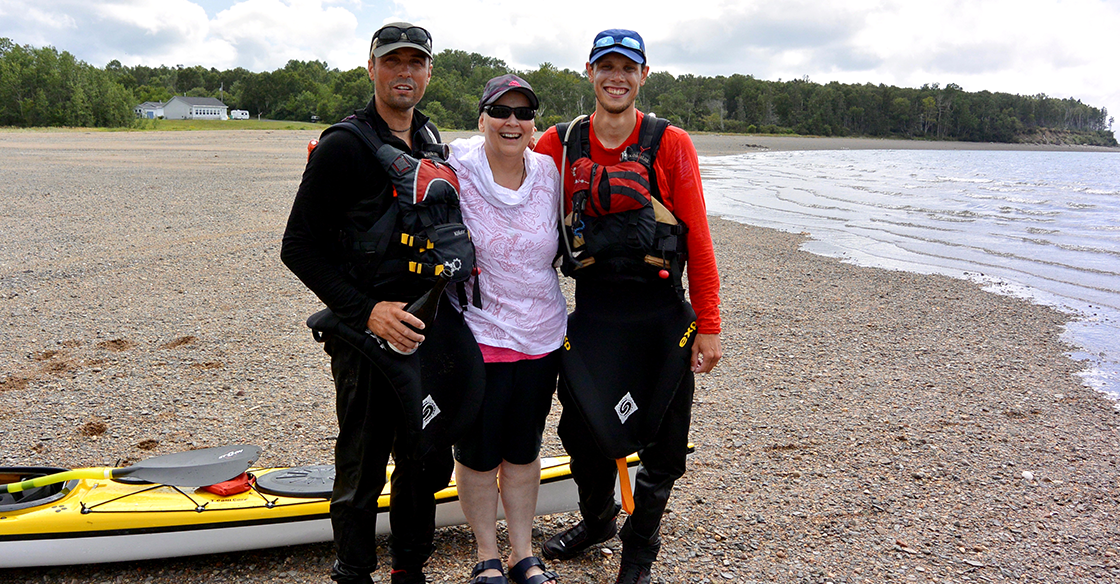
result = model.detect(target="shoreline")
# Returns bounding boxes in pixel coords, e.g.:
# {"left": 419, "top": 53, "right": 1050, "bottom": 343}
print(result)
{"left": 687, "top": 133, "right": 1120, "bottom": 155}
{"left": 5, "top": 126, "right": 1117, "bottom": 156}
{"left": 1, "top": 131, "right": 1118, "bottom": 583}
{"left": 446, "top": 130, "right": 1120, "bottom": 156}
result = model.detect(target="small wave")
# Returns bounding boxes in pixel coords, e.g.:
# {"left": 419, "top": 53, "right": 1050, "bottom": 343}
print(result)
{"left": 935, "top": 176, "right": 994, "bottom": 184}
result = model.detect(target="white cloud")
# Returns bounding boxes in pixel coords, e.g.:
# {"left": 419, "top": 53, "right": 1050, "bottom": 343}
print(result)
{"left": 0, "top": 0, "right": 217, "bottom": 65}
{"left": 0, "top": 0, "right": 365, "bottom": 71}
{"left": 210, "top": 0, "right": 360, "bottom": 70}
{"left": 844, "top": 0, "right": 1120, "bottom": 116}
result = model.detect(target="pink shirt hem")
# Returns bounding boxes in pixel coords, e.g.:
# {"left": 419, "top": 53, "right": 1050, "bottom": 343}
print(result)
{"left": 479, "top": 343, "right": 550, "bottom": 363}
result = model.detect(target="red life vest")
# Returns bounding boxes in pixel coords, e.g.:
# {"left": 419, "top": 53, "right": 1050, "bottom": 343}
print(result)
{"left": 311, "top": 114, "right": 479, "bottom": 306}
{"left": 556, "top": 114, "right": 688, "bottom": 294}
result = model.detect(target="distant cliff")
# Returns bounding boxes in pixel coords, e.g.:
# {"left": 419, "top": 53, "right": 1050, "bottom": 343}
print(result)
{"left": 1013, "top": 128, "right": 1117, "bottom": 147}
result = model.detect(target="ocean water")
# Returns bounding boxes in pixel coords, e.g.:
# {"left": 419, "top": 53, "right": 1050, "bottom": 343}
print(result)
{"left": 699, "top": 149, "right": 1120, "bottom": 400}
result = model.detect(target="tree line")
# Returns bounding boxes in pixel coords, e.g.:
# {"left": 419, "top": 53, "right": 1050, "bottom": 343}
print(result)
{"left": 2, "top": 37, "right": 1115, "bottom": 146}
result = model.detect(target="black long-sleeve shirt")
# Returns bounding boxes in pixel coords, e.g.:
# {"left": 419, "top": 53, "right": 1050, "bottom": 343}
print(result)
{"left": 281, "top": 100, "right": 439, "bottom": 330}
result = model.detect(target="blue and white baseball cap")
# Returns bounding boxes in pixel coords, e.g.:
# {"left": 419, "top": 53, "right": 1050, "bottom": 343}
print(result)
{"left": 589, "top": 29, "right": 646, "bottom": 65}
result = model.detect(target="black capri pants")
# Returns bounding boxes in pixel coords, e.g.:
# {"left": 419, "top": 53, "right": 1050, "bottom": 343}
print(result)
{"left": 454, "top": 349, "right": 560, "bottom": 471}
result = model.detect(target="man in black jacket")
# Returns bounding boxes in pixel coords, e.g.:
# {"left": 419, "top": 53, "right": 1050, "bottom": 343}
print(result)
{"left": 281, "top": 22, "right": 480, "bottom": 584}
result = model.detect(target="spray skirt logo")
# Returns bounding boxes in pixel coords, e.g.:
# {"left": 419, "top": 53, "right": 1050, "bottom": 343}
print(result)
{"left": 614, "top": 392, "right": 638, "bottom": 424}
{"left": 421, "top": 394, "right": 441, "bottom": 429}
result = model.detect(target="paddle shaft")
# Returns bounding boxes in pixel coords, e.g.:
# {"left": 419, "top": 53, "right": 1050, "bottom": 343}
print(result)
{"left": 1, "top": 469, "right": 118, "bottom": 494}
{"left": 0, "top": 445, "right": 261, "bottom": 494}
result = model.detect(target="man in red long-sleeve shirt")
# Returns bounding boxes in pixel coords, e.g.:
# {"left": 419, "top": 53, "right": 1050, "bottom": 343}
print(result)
{"left": 534, "top": 28, "right": 722, "bottom": 584}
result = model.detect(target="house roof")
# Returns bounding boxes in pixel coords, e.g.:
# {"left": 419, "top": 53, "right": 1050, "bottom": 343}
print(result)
{"left": 167, "top": 96, "right": 228, "bottom": 107}
{"left": 136, "top": 101, "right": 165, "bottom": 109}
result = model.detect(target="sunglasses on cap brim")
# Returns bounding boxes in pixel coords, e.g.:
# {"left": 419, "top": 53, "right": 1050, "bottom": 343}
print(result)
{"left": 593, "top": 35, "right": 643, "bottom": 54}
{"left": 371, "top": 25, "right": 432, "bottom": 53}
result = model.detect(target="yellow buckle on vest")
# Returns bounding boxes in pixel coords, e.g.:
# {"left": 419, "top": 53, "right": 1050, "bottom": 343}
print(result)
{"left": 408, "top": 262, "right": 442, "bottom": 276}
{"left": 400, "top": 233, "right": 414, "bottom": 246}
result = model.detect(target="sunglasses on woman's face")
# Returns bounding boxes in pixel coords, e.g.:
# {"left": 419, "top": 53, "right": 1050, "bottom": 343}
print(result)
{"left": 483, "top": 105, "right": 536, "bottom": 121}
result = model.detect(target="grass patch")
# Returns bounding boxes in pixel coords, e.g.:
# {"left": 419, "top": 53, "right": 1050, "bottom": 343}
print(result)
{"left": 130, "top": 118, "right": 325, "bottom": 131}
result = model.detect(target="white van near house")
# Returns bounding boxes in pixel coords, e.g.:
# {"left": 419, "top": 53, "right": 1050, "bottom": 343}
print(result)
{"left": 230, "top": 110, "right": 250, "bottom": 120}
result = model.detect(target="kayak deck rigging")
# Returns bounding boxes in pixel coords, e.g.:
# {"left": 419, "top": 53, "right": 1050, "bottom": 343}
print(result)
{"left": 1, "top": 449, "right": 653, "bottom": 568}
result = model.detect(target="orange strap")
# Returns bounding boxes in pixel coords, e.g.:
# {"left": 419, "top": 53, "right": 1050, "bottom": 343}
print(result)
{"left": 616, "top": 458, "right": 635, "bottom": 514}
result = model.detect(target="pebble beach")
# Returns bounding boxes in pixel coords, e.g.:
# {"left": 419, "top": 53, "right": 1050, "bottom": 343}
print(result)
{"left": 1, "top": 129, "right": 1118, "bottom": 583}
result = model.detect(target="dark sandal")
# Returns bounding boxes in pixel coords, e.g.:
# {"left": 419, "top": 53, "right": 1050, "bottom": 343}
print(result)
{"left": 509, "top": 556, "right": 558, "bottom": 584}
{"left": 470, "top": 559, "right": 508, "bottom": 584}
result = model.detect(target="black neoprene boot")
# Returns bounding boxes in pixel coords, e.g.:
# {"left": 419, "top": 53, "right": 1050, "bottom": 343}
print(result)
{"left": 330, "top": 560, "right": 374, "bottom": 584}
{"left": 619, "top": 520, "right": 662, "bottom": 566}
{"left": 614, "top": 561, "right": 652, "bottom": 584}
{"left": 615, "top": 519, "right": 659, "bottom": 583}
{"left": 541, "top": 507, "right": 620, "bottom": 561}
{"left": 389, "top": 567, "right": 426, "bottom": 584}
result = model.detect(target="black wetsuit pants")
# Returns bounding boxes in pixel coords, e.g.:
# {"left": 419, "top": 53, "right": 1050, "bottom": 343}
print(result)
{"left": 556, "top": 367, "right": 694, "bottom": 566}
{"left": 325, "top": 336, "right": 454, "bottom": 579}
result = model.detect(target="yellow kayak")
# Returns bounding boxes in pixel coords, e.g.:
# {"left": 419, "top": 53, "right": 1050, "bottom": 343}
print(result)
{"left": 0, "top": 454, "right": 641, "bottom": 568}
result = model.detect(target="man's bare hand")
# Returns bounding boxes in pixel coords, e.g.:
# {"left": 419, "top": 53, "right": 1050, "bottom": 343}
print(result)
{"left": 367, "top": 301, "right": 426, "bottom": 351}
{"left": 690, "top": 333, "right": 722, "bottom": 374}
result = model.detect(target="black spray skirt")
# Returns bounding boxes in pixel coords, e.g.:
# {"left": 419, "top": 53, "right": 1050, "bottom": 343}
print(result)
{"left": 307, "top": 295, "right": 485, "bottom": 459}
{"left": 560, "top": 281, "right": 697, "bottom": 460}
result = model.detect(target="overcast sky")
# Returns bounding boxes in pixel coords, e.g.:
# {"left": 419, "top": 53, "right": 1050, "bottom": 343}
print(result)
{"left": 2, "top": 0, "right": 1117, "bottom": 129}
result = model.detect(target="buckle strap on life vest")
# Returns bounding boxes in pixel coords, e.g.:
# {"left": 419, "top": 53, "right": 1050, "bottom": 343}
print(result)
{"left": 407, "top": 261, "right": 444, "bottom": 277}
{"left": 326, "top": 113, "right": 477, "bottom": 294}
{"left": 399, "top": 232, "right": 436, "bottom": 251}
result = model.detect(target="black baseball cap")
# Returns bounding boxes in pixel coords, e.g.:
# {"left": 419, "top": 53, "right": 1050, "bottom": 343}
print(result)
{"left": 478, "top": 74, "right": 540, "bottom": 113}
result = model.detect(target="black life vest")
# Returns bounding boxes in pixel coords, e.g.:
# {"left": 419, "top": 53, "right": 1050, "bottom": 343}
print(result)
{"left": 314, "top": 113, "right": 479, "bottom": 306}
{"left": 555, "top": 114, "right": 688, "bottom": 295}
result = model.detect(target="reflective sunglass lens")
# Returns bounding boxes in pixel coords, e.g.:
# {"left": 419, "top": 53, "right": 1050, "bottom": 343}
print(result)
{"left": 619, "top": 36, "right": 642, "bottom": 51}
{"left": 594, "top": 35, "right": 616, "bottom": 48}
{"left": 377, "top": 27, "right": 403, "bottom": 43}
{"left": 406, "top": 28, "right": 431, "bottom": 45}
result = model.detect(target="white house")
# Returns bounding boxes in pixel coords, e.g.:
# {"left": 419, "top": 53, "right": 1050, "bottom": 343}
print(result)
{"left": 162, "top": 96, "right": 230, "bottom": 120}
{"left": 134, "top": 101, "right": 165, "bottom": 119}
